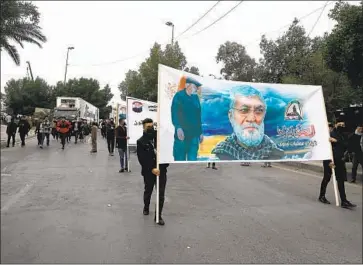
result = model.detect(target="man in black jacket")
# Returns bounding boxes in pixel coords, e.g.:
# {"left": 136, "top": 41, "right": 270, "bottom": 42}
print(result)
{"left": 319, "top": 121, "right": 356, "bottom": 208}
{"left": 137, "top": 118, "right": 169, "bottom": 226}
{"left": 18, "top": 116, "right": 30, "bottom": 147}
{"left": 116, "top": 118, "right": 129, "bottom": 172}
{"left": 6, "top": 117, "right": 17, "bottom": 147}
{"left": 348, "top": 125, "right": 363, "bottom": 183}
{"left": 106, "top": 118, "right": 116, "bottom": 156}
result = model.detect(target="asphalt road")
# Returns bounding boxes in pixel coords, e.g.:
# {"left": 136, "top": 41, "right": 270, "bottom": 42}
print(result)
{"left": 1, "top": 134, "right": 362, "bottom": 263}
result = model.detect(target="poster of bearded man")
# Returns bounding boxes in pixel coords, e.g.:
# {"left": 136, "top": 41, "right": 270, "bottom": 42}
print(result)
{"left": 157, "top": 64, "right": 332, "bottom": 164}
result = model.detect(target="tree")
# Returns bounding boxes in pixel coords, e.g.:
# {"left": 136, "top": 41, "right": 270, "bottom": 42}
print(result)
{"left": 324, "top": 1, "right": 363, "bottom": 91}
{"left": 119, "top": 41, "right": 193, "bottom": 102}
{"left": 184, "top": 66, "right": 200, "bottom": 76}
{"left": 118, "top": 70, "right": 143, "bottom": 101}
{"left": 258, "top": 18, "right": 311, "bottom": 83}
{"left": 216, "top": 41, "right": 257, "bottom": 81}
{"left": 4, "top": 77, "right": 53, "bottom": 115}
{"left": 0, "top": 0, "right": 47, "bottom": 65}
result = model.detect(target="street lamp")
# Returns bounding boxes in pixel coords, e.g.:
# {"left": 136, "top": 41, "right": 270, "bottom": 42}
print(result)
{"left": 64, "top": 46, "right": 75, "bottom": 86}
{"left": 165, "top": 21, "right": 174, "bottom": 46}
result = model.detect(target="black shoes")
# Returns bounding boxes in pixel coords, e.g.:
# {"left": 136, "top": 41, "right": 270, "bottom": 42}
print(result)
{"left": 350, "top": 179, "right": 356, "bottom": 183}
{"left": 341, "top": 201, "right": 357, "bottom": 209}
{"left": 143, "top": 208, "right": 165, "bottom": 225}
{"left": 319, "top": 196, "right": 331, "bottom": 204}
{"left": 154, "top": 215, "right": 165, "bottom": 226}
{"left": 119, "top": 169, "right": 124, "bottom": 173}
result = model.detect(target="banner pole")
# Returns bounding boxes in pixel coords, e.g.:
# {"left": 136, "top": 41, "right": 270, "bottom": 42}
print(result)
{"left": 319, "top": 87, "right": 340, "bottom": 207}
{"left": 126, "top": 98, "right": 131, "bottom": 172}
{"left": 155, "top": 65, "right": 161, "bottom": 224}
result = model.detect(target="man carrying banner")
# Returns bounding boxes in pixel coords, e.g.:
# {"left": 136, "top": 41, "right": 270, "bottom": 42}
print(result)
{"left": 319, "top": 121, "right": 356, "bottom": 208}
{"left": 212, "top": 85, "right": 284, "bottom": 160}
{"left": 171, "top": 76, "right": 203, "bottom": 161}
{"left": 136, "top": 118, "right": 169, "bottom": 226}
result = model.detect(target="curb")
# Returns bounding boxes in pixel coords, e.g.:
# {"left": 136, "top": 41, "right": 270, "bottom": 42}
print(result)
{"left": 278, "top": 161, "right": 324, "bottom": 174}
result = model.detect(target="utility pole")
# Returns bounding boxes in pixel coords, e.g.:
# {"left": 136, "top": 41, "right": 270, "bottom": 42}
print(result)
{"left": 165, "top": 21, "right": 174, "bottom": 46}
{"left": 26, "top": 61, "right": 34, "bottom": 81}
{"left": 63, "top": 46, "right": 75, "bottom": 86}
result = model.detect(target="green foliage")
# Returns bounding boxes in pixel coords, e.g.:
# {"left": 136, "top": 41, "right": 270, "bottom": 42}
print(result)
{"left": 324, "top": 1, "right": 363, "bottom": 90}
{"left": 4, "top": 77, "right": 53, "bottom": 115}
{"left": 215, "top": 3, "right": 361, "bottom": 116}
{"left": 184, "top": 66, "right": 200, "bottom": 76}
{"left": 216, "top": 41, "right": 257, "bottom": 81}
{"left": 0, "top": 0, "right": 47, "bottom": 65}
{"left": 118, "top": 42, "right": 198, "bottom": 102}
{"left": 4, "top": 77, "right": 113, "bottom": 118}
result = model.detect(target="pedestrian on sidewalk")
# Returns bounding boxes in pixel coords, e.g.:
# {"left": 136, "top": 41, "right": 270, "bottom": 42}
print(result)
{"left": 137, "top": 118, "right": 168, "bottom": 226}
{"left": 348, "top": 125, "right": 363, "bottom": 183}
{"left": 56, "top": 117, "right": 70, "bottom": 150}
{"left": 90, "top": 122, "right": 98, "bottom": 153}
{"left": 6, "top": 117, "right": 17, "bottom": 148}
{"left": 18, "top": 116, "right": 30, "bottom": 147}
{"left": 116, "top": 118, "right": 129, "bottom": 172}
{"left": 318, "top": 121, "right": 356, "bottom": 209}
{"left": 106, "top": 118, "right": 116, "bottom": 156}
{"left": 207, "top": 162, "right": 217, "bottom": 170}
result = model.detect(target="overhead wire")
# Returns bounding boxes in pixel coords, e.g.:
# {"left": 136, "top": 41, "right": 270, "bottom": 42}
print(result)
{"left": 69, "top": 1, "right": 333, "bottom": 68}
{"left": 70, "top": 1, "right": 222, "bottom": 68}
{"left": 307, "top": 1, "right": 330, "bottom": 37}
{"left": 175, "top": 1, "right": 221, "bottom": 40}
{"left": 191, "top": 1, "right": 244, "bottom": 37}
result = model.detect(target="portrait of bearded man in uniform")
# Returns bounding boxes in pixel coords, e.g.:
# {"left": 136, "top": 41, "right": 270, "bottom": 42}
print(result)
{"left": 212, "top": 85, "right": 285, "bottom": 161}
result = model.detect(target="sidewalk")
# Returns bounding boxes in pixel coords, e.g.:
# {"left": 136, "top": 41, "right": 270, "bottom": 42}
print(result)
{"left": 0, "top": 126, "right": 36, "bottom": 148}
{"left": 280, "top": 160, "right": 362, "bottom": 182}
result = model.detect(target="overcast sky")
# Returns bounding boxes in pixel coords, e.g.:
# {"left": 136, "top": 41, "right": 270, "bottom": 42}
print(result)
{"left": 1, "top": 1, "right": 358, "bottom": 104}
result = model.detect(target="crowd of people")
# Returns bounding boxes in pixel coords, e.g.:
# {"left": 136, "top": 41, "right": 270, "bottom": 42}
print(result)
{"left": 4, "top": 114, "right": 361, "bottom": 225}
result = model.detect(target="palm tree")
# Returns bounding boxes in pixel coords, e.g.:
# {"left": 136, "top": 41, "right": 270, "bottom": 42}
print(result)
{"left": 0, "top": 0, "right": 47, "bottom": 65}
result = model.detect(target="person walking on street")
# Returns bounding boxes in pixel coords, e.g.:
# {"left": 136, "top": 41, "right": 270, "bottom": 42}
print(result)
{"left": 56, "top": 117, "right": 70, "bottom": 150}
{"left": 90, "top": 122, "right": 98, "bottom": 153}
{"left": 348, "top": 125, "right": 363, "bottom": 183}
{"left": 137, "top": 118, "right": 169, "bottom": 226}
{"left": 318, "top": 121, "right": 356, "bottom": 209}
{"left": 18, "top": 116, "right": 30, "bottom": 147}
{"left": 51, "top": 119, "right": 58, "bottom": 140}
{"left": 6, "top": 117, "right": 17, "bottom": 148}
{"left": 116, "top": 118, "right": 129, "bottom": 172}
{"left": 72, "top": 118, "right": 81, "bottom": 144}
{"left": 106, "top": 118, "right": 116, "bottom": 156}
{"left": 207, "top": 162, "right": 217, "bottom": 170}
{"left": 101, "top": 120, "right": 106, "bottom": 139}
{"left": 38, "top": 116, "right": 51, "bottom": 148}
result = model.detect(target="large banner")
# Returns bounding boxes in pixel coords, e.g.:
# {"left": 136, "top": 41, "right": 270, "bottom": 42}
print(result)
{"left": 158, "top": 64, "right": 332, "bottom": 164}
{"left": 127, "top": 97, "right": 158, "bottom": 145}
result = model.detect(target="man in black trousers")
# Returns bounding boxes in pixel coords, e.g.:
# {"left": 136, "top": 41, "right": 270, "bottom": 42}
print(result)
{"left": 106, "top": 118, "right": 116, "bottom": 156}
{"left": 319, "top": 121, "right": 356, "bottom": 209}
{"left": 136, "top": 118, "right": 169, "bottom": 226}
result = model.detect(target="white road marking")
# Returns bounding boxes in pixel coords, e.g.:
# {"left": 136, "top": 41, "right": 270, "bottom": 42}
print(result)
{"left": 272, "top": 164, "right": 361, "bottom": 189}
{"left": 1, "top": 173, "right": 11, "bottom": 177}
{"left": 1, "top": 180, "right": 36, "bottom": 213}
